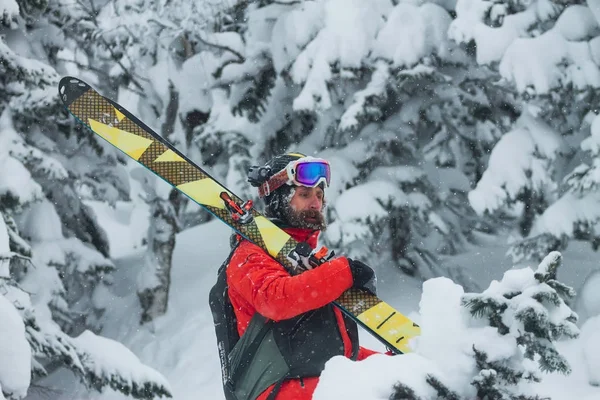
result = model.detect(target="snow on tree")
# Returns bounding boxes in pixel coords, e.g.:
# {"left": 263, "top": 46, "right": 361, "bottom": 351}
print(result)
{"left": 460, "top": 251, "right": 579, "bottom": 398}
{"left": 0, "top": 3, "right": 177, "bottom": 398}
{"left": 458, "top": 0, "right": 600, "bottom": 261}
{"left": 47, "top": 0, "right": 215, "bottom": 320}
{"left": 0, "top": 214, "right": 31, "bottom": 400}
{"left": 468, "top": 112, "right": 566, "bottom": 239}
{"left": 314, "top": 251, "right": 579, "bottom": 399}
{"left": 188, "top": 0, "right": 516, "bottom": 285}
{"left": 410, "top": 251, "right": 579, "bottom": 399}
{"left": 0, "top": 210, "right": 172, "bottom": 399}
{"left": 518, "top": 112, "right": 600, "bottom": 262}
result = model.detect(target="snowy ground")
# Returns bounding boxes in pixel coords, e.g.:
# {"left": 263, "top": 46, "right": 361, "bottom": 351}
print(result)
{"left": 32, "top": 197, "right": 600, "bottom": 400}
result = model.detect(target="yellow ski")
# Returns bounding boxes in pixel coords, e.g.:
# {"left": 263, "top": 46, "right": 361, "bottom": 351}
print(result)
{"left": 58, "top": 76, "right": 420, "bottom": 354}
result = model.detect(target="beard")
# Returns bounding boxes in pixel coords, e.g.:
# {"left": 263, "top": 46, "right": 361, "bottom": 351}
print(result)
{"left": 283, "top": 206, "right": 327, "bottom": 231}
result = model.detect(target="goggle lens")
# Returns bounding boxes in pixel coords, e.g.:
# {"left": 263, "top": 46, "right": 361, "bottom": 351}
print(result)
{"left": 295, "top": 161, "right": 330, "bottom": 187}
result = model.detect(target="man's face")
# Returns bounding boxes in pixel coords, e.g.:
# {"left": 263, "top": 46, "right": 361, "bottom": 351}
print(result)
{"left": 285, "top": 186, "right": 326, "bottom": 230}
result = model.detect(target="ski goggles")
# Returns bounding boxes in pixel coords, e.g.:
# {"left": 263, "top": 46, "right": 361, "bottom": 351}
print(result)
{"left": 258, "top": 158, "right": 331, "bottom": 198}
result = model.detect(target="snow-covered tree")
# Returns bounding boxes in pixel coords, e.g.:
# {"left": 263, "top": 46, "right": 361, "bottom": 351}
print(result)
{"left": 0, "top": 0, "right": 178, "bottom": 397}
{"left": 386, "top": 251, "right": 578, "bottom": 399}
{"left": 461, "top": 251, "right": 578, "bottom": 398}
{"left": 45, "top": 0, "right": 232, "bottom": 321}
{"left": 187, "top": 0, "right": 516, "bottom": 285}
{"left": 0, "top": 210, "right": 172, "bottom": 399}
{"left": 314, "top": 251, "right": 579, "bottom": 399}
{"left": 460, "top": 0, "right": 600, "bottom": 261}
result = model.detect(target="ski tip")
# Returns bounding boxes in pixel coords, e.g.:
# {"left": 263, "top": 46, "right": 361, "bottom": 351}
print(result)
{"left": 58, "top": 76, "right": 92, "bottom": 107}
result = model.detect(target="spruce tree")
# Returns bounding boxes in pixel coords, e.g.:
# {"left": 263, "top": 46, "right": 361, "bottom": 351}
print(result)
{"left": 462, "top": 251, "right": 578, "bottom": 399}
{"left": 191, "top": 0, "right": 511, "bottom": 286}
{"left": 460, "top": 0, "right": 600, "bottom": 261}
{"left": 0, "top": 0, "right": 173, "bottom": 397}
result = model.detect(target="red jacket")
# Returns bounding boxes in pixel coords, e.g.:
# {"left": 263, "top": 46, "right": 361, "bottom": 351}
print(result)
{"left": 226, "top": 227, "right": 380, "bottom": 400}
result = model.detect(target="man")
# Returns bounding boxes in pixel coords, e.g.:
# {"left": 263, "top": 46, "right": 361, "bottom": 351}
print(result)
{"left": 224, "top": 152, "right": 381, "bottom": 400}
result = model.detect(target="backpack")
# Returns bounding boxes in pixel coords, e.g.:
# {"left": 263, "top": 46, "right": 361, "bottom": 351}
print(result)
{"left": 209, "top": 235, "right": 359, "bottom": 400}
{"left": 209, "top": 236, "right": 242, "bottom": 400}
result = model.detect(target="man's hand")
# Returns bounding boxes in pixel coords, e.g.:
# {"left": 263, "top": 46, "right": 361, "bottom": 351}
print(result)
{"left": 347, "top": 258, "right": 377, "bottom": 295}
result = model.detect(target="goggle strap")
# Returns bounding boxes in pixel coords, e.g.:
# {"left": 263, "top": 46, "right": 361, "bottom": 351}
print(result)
{"left": 258, "top": 168, "right": 288, "bottom": 198}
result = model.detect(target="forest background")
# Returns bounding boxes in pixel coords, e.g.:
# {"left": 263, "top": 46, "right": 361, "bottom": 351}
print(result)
{"left": 2, "top": 0, "right": 600, "bottom": 399}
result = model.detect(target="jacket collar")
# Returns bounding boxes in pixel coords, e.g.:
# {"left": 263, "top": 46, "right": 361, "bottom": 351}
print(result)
{"left": 282, "top": 227, "right": 320, "bottom": 248}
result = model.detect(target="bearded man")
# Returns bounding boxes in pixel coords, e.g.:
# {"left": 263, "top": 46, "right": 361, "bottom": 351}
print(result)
{"left": 223, "top": 152, "right": 380, "bottom": 400}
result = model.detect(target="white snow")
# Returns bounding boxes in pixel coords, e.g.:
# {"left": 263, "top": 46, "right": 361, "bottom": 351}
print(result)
{"left": 575, "top": 269, "right": 600, "bottom": 324}
{"left": 270, "top": 1, "right": 324, "bottom": 74}
{"left": 469, "top": 112, "right": 564, "bottom": 215}
{"left": 0, "top": 216, "right": 31, "bottom": 399}
{"left": 175, "top": 52, "right": 218, "bottom": 115}
{"left": 0, "top": 294, "right": 31, "bottom": 399}
{"left": 334, "top": 181, "right": 408, "bottom": 222}
{"left": 449, "top": 0, "right": 537, "bottom": 65}
{"left": 290, "top": 0, "right": 390, "bottom": 111}
{"left": 339, "top": 61, "right": 390, "bottom": 131}
{"left": 590, "top": 0, "right": 600, "bottom": 27}
{"left": 372, "top": 3, "right": 452, "bottom": 67}
{"left": 531, "top": 192, "right": 600, "bottom": 238}
{"left": 33, "top": 195, "right": 600, "bottom": 400}
{"left": 415, "top": 277, "right": 473, "bottom": 387}
{"left": 451, "top": 0, "right": 600, "bottom": 93}
{"left": 580, "top": 315, "right": 600, "bottom": 385}
{"left": 72, "top": 330, "right": 172, "bottom": 393}
{"left": 0, "top": 0, "right": 19, "bottom": 24}
{"left": 582, "top": 113, "right": 600, "bottom": 156}
{"left": 313, "top": 353, "right": 448, "bottom": 400}
{"left": 0, "top": 215, "right": 10, "bottom": 277}
{"left": 502, "top": 32, "right": 600, "bottom": 93}
{"left": 0, "top": 110, "right": 44, "bottom": 206}
{"left": 20, "top": 200, "right": 63, "bottom": 242}
{"left": 553, "top": 5, "right": 599, "bottom": 41}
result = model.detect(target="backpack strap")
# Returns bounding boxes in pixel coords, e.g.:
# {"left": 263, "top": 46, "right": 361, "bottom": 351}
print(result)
{"left": 265, "top": 377, "right": 286, "bottom": 400}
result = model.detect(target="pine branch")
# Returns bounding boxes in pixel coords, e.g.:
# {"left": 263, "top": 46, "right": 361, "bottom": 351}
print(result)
{"left": 73, "top": 0, "right": 147, "bottom": 92}
{"left": 531, "top": 290, "right": 561, "bottom": 307}
{"left": 425, "top": 374, "right": 460, "bottom": 400}
{"left": 545, "top": 280, "right": 576, "bottom": 300}
{"left": 507, "top": 234, "right": 566, "bottom": 263}
{"left": 230, "top": 63, "right": 276, "bottom": 123}
{"left": 472, "top": 347, "right": 529, "bottom": 386}
{"left": 197, "top": 33, "right": 245, "bottom": 63}
{"left": 462, "top": 295, "right": 510, "bottom": 334}
{"left": 389, "top": 382, "right": 420, "bottom": 400}
{"left": 517, "top": 333, "right": 571, "bottom": 374}
{"left": 514, "top": 306, "right": 552, "bottom": 341}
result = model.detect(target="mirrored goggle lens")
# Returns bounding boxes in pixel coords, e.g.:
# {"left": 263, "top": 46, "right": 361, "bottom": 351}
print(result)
{"left": 295, "top": 162, "right": 330, "bottom": 187}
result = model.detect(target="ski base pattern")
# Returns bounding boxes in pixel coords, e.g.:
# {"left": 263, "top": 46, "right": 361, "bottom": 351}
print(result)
{"left": 57, "top": 76, "right": 421, "bottom": 354}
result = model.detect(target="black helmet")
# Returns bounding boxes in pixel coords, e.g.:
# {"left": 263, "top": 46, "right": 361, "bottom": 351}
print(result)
{"left": 248, "top": 152, "right": 306, "bottom": 222}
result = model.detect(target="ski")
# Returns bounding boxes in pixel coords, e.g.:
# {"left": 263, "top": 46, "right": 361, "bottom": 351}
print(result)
{"left": 57, "top": 76, "right": 420, "bottom": 354}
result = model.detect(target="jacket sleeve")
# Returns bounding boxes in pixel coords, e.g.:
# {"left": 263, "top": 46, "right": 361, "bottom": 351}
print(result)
{"left": 227, "top": 241, "right": 354, "bottom": 321}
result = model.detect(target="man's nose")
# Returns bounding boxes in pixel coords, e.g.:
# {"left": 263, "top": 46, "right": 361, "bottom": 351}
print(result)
{"left": 309, "top": 195, "right": 322, "bottom": 209}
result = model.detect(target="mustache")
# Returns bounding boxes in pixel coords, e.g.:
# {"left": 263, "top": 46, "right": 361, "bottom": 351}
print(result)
{"left": 284, "top": 206, "right": 327, "bottom": 230}
{"left": 299, "top": 209, "right": 324, "bottom": 222}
